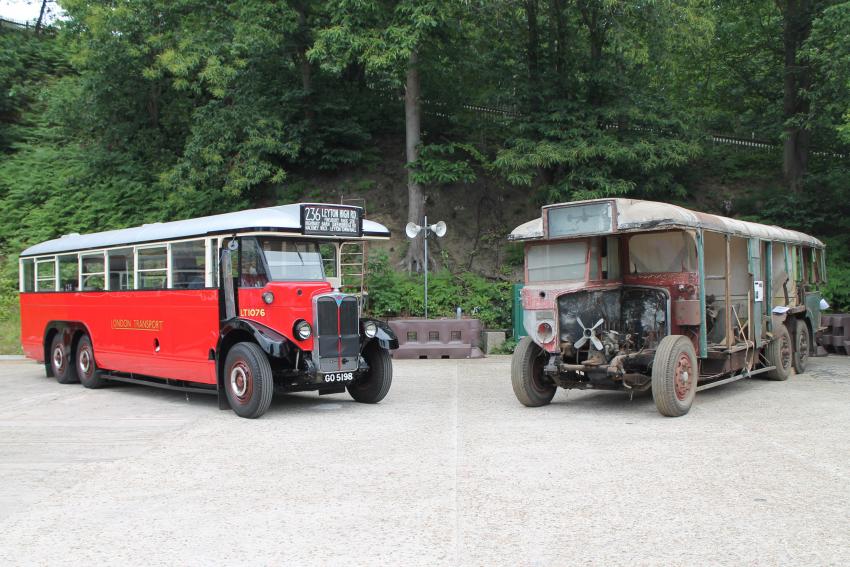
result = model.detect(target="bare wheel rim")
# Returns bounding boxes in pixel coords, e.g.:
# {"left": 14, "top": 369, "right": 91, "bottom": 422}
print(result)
{"left": 52, "top": 345, "right": 65, "bottom": 374}
{"left": 78, "top": 346, "right": 92, "bottom": 378}
{"left": 798, "top": 331, "right": 809, "bottom": 365}
{"left": 780, "top": 335, "right": 792, "bottom": 371}
{"left": 674, "top": 351, "right": 693, "bottom": 401}
{"left": 229, "top": 361, "right": 253, "bottom": 403}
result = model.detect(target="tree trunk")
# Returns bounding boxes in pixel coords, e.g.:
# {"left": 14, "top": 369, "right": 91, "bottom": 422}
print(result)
{"left": 524, "top": 0, "right": 540, "bottom": 110}
{"left": 578, "top": 0, "right": 605, "bottom": 107}
{"left": 404, "top": 49, "right": 426, "bottom": 273}
{"left": 294, "top": 2, "right": 314, "bottom": 125}
{"left": 549, "top": 0, "right": 567, "bottom": 79}
{"left": 780, "top": 0, "right": 812, "bottom": 193}
{"left": 35, "top": 0, "right": 48, "bottom": 34}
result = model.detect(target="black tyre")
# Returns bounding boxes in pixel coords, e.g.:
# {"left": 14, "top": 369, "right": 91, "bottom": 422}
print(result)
{"left": 76, "top": 335, "right": 107, "bottom": 389}
{"left": 347, "top": 342, "right": 392, "bottom": 404}
{"left": 511, "top": 336, "right": 556, "bottom": 407}
{"left": 50, "top": 333, "right": 79, "bottom": 384}
{"left": 764, "top": 324, "right": 792, "bottom": 381}
{"left": 651, "top": 335, "right": 698, "bottom": 417}
{"left": 223, "top": 342, "right": 274, "bottom": 418}
{"left": 792, "top": 319, "right": 810, "bottom": 374}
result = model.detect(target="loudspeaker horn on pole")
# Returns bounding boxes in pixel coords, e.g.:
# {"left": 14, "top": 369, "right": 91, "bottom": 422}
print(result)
{"left": 405, "top": 222, "right": 422, "bottom": 238}
{"left": 431, "top": 221, "right": 447, "bottom": 237}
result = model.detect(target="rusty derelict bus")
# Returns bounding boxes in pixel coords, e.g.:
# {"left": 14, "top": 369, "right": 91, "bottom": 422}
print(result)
{"left": 18, "top": 203, "right": 399, "bottom": 418}
{"left": 509, "top": 198, "right": 827, "bottom": 417}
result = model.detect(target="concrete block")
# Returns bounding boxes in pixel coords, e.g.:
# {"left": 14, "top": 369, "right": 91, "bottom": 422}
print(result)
{"left": 483, "top": 331, "right": 506, "bottom": 354}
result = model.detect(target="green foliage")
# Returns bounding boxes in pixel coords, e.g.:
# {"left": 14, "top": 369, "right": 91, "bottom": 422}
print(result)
{"left": 1, "top": 0, "right": 850, "bottom": 350}
{"left": 366, "top": 251, "right": 512, "bottom": 329}
{"left": 409, "top": 143, "right": 483, "bottom": 186}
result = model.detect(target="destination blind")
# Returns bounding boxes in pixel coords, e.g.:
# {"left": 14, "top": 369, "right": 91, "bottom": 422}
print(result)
{"left": 301, "top": 205, "right": 362, "bottom": 237}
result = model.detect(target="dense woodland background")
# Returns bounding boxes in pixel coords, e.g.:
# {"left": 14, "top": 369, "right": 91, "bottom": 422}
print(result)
{"left": 2, "top": 0, "right": 850, "bottom": 353}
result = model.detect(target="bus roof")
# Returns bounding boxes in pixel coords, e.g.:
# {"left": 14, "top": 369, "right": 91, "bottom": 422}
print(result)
{"left": 21, "top": 203, "right": 391, "bottom": 257}
{"left": 509, "top": 198, "right": 824, "bottom": 248}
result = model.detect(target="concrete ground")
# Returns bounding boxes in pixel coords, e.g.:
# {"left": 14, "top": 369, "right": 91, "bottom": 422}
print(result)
{"left": 0, "top": 356, "right": 848, "bottom": 567}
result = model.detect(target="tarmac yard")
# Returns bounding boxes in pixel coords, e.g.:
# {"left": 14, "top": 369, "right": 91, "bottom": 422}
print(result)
{"left": 0, "top": 356, "right": 848, "bottom": 566}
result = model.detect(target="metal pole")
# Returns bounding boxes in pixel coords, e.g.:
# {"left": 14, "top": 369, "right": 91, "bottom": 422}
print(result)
{"left": 424, "top": 215, "right": 428, "bottom": 319}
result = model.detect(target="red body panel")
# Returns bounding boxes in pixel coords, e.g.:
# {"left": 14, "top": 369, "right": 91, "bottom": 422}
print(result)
{"left": 237, "top": 281, "right": 333, "bottom": 350}
{"left": 19, "top": 280, "right": 337, "bottom": 385}
{"left": 21, "top": 290, "right": 220, "bottom": 384}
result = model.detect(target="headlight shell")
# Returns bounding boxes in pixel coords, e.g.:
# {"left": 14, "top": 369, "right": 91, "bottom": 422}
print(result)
{"left": 536, "top": 321, "right": 555, "bottom": 343}
{"left": 294, "top": 320, "right": 312, "bottom": 340}
{"left": 363, "top": 320, "right": 378, "bottom": 338}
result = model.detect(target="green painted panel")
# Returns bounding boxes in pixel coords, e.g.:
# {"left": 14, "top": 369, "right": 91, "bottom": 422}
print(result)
{"left": 513, "top": 283, "right": 526, "bottom": 339}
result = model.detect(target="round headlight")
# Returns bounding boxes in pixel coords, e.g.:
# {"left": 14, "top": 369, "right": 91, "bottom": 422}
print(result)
{"left": 294, "top": 320, "right": 312, "bottom": 340}
{"left": 537, "top": 321, "right": 554, "bottom": 343}
{"left": 364, "top": 321, "right": 378, "bottom": 338}
{"left": 262, "top": 291, "right": 274, "bottom": 304}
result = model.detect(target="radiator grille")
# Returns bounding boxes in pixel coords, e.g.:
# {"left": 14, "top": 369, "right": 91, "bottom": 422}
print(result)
{"left": 315, "top": 295, "right": 360, "bottom": 372}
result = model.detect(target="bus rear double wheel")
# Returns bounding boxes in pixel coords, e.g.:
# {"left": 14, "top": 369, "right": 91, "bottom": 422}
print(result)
{"left": 77, "top": 335, "right": 107, "bottom": 389}
{"left": 50, "top": 333, "right": 79, "bottom": 385}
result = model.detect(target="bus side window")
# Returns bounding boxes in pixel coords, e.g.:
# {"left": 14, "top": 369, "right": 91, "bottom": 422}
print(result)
{"left": 108, "top": 248, "right": 134, "bottom": 290}
{"left": 20, "top": 258, "right": 35, "bottom": 292}
{"left": 81, "top": 252, "right": 105, "bottom": 291}
{"left": 138, "top": 246, "right": 168, "bottom": 289}
{"left": 58, "top": 254, "right": 79, "bottom": 292}
{"left": 240, "top": 238, "right": 269, "bottom": 288}
{"left": 171, "top": 240, "right": 206, "bottom": 289}
{"left": 35, "top": 258, "right": 56, "bottom": 292}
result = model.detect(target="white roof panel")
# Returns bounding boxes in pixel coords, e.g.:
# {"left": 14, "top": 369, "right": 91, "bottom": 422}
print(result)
{"left": 509, "top": 198, "right": 824, "bottom": 248}
{"left": 21, "top": 203, "right": 390, "bottom": 257}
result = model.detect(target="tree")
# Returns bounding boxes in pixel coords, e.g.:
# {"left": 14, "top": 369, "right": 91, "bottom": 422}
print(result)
{"left": 311, "top": 0, "right": 461, "bottom": 273}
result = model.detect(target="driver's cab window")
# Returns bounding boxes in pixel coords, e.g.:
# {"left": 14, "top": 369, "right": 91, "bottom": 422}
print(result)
{"left": 320, "top": 243, "right": 338, "bottom": 278}
{"left": 321, "top": 243, "right": 341, "bottom": 289}
{"left": 240, "top": 238, "right": 269, "bottom": 288}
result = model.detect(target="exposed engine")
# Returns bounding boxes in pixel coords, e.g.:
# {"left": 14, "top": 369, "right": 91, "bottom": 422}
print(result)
{"left": 557, "top": 287, "right": 669, "bottom": 367}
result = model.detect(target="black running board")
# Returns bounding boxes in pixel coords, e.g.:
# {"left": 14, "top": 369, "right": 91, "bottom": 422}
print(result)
{"left": 697, "top": 366, "right": 776, "bottom": 392}
{"left": 104, "top": 373, "right": 218, "bottom": 395}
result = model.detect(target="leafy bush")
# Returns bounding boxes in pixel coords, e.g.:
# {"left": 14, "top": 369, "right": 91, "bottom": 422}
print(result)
{"left": 365, "top": 252, "right": 512, "bottom": 329}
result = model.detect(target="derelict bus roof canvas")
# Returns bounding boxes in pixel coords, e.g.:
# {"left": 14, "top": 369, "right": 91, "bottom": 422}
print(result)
{"left": 21, "top": 203, "right": 391, "bottom": 258}
{"left": 509, "top": 198, "right": 824, "bottom": 248}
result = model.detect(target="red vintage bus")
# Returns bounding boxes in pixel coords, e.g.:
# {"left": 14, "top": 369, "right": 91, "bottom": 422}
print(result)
{"left": 18, "top": 203, "right": 398, "bottom": 418}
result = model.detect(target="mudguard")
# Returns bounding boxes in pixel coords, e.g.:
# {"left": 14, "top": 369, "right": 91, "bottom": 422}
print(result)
{"left": 218, "top": 318, "right": 293, "bottom": 359}
{"left": 361, "top": 318, "right": 399, "bottom": 351}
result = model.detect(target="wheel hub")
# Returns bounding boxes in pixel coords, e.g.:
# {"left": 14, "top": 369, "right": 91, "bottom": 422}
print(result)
{"left": 230, "top": 364, "right": 250, "bottom": 398}
{"left": 79, "top": 349, "right": 91, "bottom": 374}
{"left": 53, "top": 346, "right": 64, "bottom": 371}
{"left": 674, "top": 352, "right": 693, "bottom": 401}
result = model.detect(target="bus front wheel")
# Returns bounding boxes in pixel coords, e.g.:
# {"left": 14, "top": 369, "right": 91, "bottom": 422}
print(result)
{"left": 223, "top": 342, "right": 274, "bottom": 419}
{"left": 50, "top": 333, "right": 79, "bottom": 385}
{"left": 511, "top": 336, "right": 556, "bottom": 407}
{"left": 651, "top": 335, "right": 697, "bottom": 417}
{"left": 347, "top": 342, "right": 392, "bottom": 404}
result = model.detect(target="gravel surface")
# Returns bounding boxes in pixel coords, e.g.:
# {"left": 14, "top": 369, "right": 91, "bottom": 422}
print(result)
{"left": 0, "top": 355, "right": 848, "bottom": 566}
